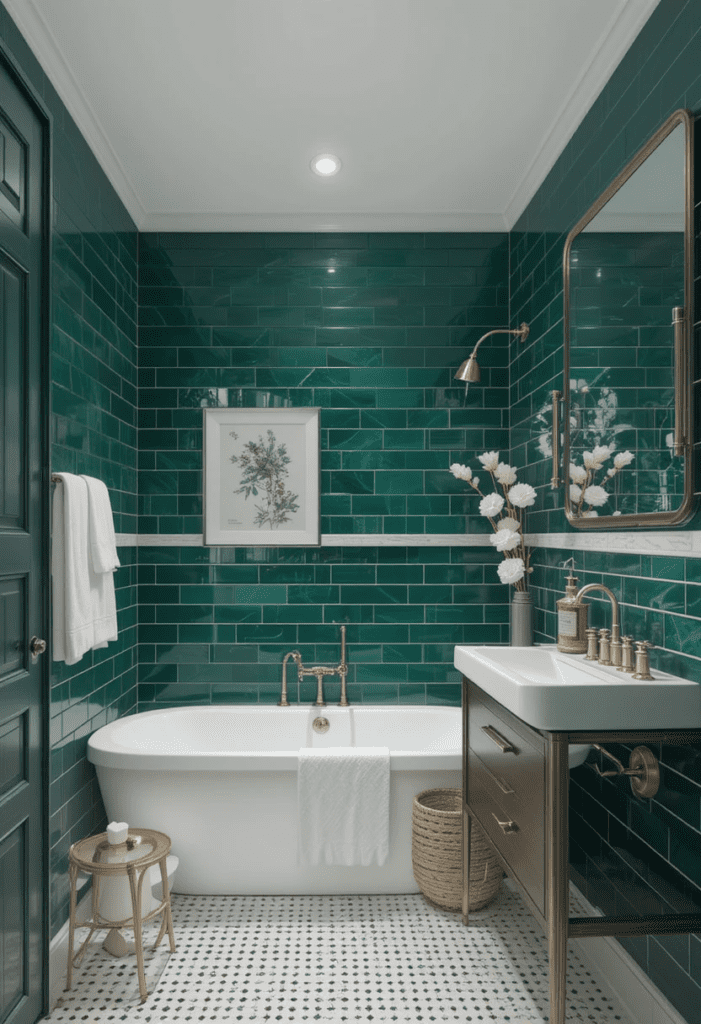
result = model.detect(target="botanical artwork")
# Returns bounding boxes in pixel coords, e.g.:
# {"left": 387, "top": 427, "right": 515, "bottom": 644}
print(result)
{"left": 204, "top": 409, "right": 319, "bottom": 546}
{"left": 229, "top": 430, "right": 299, "bottom": 530}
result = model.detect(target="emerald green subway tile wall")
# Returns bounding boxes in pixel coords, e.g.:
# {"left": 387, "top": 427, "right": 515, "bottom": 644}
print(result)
{"left": 510, "top": 1, "right": 701, "bottom": 1017}
{"left": 137, "top": 233, "right": 511, "bottom": 706}
{"left": 510, "top": 0, "right": 701, "bottom": 535}
{"left": 1, "top": 2, "right": 138, "bottom": 937}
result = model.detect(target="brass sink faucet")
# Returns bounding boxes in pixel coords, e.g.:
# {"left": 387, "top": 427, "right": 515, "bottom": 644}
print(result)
{"left": 279, "top": 625, "right": 348, "bottom": 708}
{"left": 575, "top": 583, "right": 622, "bottom": 667}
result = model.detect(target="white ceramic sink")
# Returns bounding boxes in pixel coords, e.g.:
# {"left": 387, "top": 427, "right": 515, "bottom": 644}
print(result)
{"left": 454, "top": 644, "right": 701, "bottom": 731}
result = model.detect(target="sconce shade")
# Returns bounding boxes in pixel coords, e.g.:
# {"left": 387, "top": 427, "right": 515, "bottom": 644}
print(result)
{"left": 454, "top": 356, "right": 480, "bottom": 383}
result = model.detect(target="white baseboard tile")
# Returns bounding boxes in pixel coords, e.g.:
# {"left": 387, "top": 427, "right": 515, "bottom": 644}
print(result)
{"left": 569, "top": 885, "right": 689, "bottom": 1024}
{"left": 47, "top": 889, "right": 92, "bottom": 1014}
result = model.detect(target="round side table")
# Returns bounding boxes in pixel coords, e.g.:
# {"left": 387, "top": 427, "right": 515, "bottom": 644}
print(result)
{"left": 67, "top": 827, "right": 176, "bottom": 1003}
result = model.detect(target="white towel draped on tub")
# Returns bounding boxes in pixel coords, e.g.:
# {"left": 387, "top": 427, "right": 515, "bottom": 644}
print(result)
{"left": 297, "top": 746, "right": 390, "bottom": 867}
{"left": 52, "top": 473, "right": 119, "bottom": 665}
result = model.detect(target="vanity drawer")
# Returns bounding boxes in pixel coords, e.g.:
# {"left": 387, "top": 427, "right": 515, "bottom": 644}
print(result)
{"left": 467, "top": 748, "right": 545, "bottom": 916}
{"left": 468, "top": 693, "right": 545, "bottom": 800}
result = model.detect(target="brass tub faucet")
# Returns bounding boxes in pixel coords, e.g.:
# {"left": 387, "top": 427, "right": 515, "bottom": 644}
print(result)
{"left": 279, "top": 625, "right": 349, "bottom": 707}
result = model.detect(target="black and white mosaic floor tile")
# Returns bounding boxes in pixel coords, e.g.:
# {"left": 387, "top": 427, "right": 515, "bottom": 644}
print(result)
{"left": 45, "top": 886, "right": 632, "bottom": 1023}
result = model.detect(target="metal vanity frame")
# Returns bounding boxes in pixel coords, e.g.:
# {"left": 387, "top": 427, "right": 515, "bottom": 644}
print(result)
{"left": 462, "top": 676, "right": 701, "bottom": 1024}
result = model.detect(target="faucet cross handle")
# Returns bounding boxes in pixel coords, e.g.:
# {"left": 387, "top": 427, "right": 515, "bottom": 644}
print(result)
{"left": 584, "top": 627, "right": 599, "bottom": 661}
{"left": 617, "top": 636, "right": 635, "bottom": 674}
{"left": 632, "top": 640, "right": 654, "bottom": 681}
{"left": 597, "top": 628, "right": 612, "bottom": 666}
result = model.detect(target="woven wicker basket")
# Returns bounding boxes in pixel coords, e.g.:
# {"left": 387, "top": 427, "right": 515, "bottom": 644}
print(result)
{"left": 412, "top": 787, "right": 501, "bottom": 912}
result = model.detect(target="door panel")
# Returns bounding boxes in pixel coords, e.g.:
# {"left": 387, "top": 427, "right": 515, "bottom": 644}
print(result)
{"left": 0, "top": 55, "right": 46, "bottom": 1024}
{"left": 1, "top": 254, "right": 25, "bottom": 528}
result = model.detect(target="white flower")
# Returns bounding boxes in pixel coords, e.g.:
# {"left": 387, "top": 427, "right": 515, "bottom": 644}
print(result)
{"left": 479, "top": 493, "right": 505, "bottom": 518}
{"left": 496, "top": 516, "right": 521, "bottom": 532}
{"left": 581, "top": 510, "right": 599, "bottom": 517}
{"left": 583, "top": 485, "right": 609, "bottom": 507}
{"left": 495, "top": 462, "right": 517, "bottom": 486}
{"left": 583, "top": 447, "right": 611, "bottom": 469}
{"left": 569, "top": 463, "right": 587, "bottom": 485}
{"left": 490, "top": 529, "right": 520, "bottom": 552}
{"left": 592, "top": 444, "right": 612, "bottom": 466}
{"left": 507, "top": 483, "right": 537, "bottom": 509}
{"left": 613, "top": 450, "right": 634, "bottom": 469}
{"left": 472, "top": 476, "right": 480, "bottom": 490}
{"left": 613, "top": 510, "right": 622, "bottom": 516}
{"left": 449, "top": 463, "right": 472, "bottom": 481}
{"left": 478, "top": 451, "right": 500, "bottom": 472}
{"left": 497, "top": 558, "right": 525, "bottom": 585}
{"left": 569, "top": 484, "right": 582, "bottom": 504}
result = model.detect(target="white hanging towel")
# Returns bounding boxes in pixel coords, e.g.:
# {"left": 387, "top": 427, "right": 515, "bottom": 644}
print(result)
{"left": 52, "top": 473, "right": 119, "bottom": 665}
{"left": 297, "top": 746, "right": 390, "bottom": 867}
{"left": 80, "top": 475, "right": 120, "bottom": 573}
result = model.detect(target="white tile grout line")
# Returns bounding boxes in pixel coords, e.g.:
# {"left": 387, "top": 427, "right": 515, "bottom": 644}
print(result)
{"left": 116, "top": 530, "right": 701, "bottom": 557}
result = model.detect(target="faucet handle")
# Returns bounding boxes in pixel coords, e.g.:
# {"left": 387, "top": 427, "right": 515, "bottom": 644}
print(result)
{"left": 632, "top": 640, "right": 654, "bottom": 681}
{"left": 618, "top": 636, "right": 635, "bottom": 674}
{"left": 585, "top": 627, "right": 599, "bottom": 661}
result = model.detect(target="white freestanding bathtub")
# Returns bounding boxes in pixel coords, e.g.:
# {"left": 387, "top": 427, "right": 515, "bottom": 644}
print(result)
{"left": 87, "top": 704, "right": 462, "bottom": 895}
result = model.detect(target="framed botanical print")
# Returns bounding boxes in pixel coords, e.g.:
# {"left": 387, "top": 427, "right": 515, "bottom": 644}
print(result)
{"left": 203, "top": 408, "right": 320, "bottom": 545}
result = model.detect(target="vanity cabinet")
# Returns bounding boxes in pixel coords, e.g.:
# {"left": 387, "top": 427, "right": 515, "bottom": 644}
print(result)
{"left": 462, "top": 677, "right": 701, "bottom": 1024}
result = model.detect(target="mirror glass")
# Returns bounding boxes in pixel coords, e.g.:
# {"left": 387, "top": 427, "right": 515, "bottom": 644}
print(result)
{"left": 564, "top": 111, "right": 694, "bottom": 527}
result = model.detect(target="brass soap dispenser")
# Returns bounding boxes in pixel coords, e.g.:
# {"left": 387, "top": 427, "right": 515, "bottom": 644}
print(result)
{"left": 556, "top": 570, "right": 589, "bottom": 654}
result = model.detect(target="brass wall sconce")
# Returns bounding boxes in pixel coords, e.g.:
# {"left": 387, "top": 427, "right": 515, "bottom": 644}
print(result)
{"left": 454, "top": 322, "right": 529, "bottom": 383}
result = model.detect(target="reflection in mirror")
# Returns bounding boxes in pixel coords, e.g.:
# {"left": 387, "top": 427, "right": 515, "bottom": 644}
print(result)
{"left": 563, "top": 110, "right": 694, "bottom": 527}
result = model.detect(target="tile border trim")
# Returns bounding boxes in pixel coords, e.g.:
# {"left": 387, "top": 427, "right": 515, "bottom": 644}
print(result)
{"left": 525, "top": 530, "right": 701, "bottom": 559}
{"left": 132, "top": 533, "right": 495, "bottom": 548}
{"left": 120, "top": 530, "right": 701, "bottom": 556}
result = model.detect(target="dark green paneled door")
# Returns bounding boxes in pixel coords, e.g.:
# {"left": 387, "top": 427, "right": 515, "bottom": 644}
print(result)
{"left": 0, "top": 57, "right": 47, "bottom": 1024}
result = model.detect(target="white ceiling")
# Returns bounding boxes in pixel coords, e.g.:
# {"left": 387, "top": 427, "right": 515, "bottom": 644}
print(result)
{"left": 6, "top": 0, "right": 660, "bottom": 231}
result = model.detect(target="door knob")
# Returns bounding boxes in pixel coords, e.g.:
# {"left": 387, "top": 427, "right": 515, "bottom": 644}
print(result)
{"left": 30, "top": 636, "right": 47, "bottom": 663}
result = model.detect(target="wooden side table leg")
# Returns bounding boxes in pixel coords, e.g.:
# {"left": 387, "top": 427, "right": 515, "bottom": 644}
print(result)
{"left": 128, "top": 866, "right": 148, "bottom": 1003}
{"left": 66, "top": 862, "right": 78, "bottom": 990}
{"left": 462, "top": 807, "right": 471, "bottom": 926}
{"left": 547, "top": 735, "right": 569, "bottom": 1024}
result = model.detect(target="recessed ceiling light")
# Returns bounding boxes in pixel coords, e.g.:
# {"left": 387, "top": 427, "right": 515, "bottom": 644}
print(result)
{"left": 311, "top": 154, "right": 341, "bottom": 177}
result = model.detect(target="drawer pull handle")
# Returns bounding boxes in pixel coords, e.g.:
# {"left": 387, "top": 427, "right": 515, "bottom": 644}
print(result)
{"left": 481, "top": 725, "right": 517, "bottom": 754}
{"left": 492, "top": 812, "right": 519, "bottom": 834}
{"left": 483, "top": 764, "right": 515, "bottom": 795}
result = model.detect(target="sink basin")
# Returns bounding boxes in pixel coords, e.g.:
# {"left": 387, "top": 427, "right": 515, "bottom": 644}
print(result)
{"left": 454, "top": 645, "right": 701, "bottom": 731}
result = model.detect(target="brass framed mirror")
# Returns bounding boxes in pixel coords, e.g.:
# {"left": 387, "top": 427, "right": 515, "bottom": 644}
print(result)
{"left": 562, "top": 108, "right": 695, "bottom": 528}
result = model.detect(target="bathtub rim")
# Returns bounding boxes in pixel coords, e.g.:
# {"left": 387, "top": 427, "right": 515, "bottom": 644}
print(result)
{"left": 87, "top": 703, "right": 462, "bottom": 772}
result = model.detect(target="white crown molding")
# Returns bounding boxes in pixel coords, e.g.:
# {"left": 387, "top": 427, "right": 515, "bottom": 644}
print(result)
{"left": 139, "top": 211, "right": 509, "bottom": 234}
{"left": 4, "top": 0, "right": 146, "bottom": 227}
{"left": 504, "top": 0, "right": 662, "bottom": 230}
{"left": 4, "top": 0, "right": 660, "bottom": 236}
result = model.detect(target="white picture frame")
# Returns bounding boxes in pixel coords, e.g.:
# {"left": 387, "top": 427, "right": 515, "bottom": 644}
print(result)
{"left": 203, "top": 408, "right": 320, "bottom": 546}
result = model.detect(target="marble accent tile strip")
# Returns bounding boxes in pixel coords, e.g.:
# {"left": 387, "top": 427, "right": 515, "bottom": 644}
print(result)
{"left": 525, "top": 531, "right": 701, "bottom": 559}
{"left": 135, "top": 533, "right": 495, "bottom": 548}
{"left": 115, "top": 534, "right": 138, "bottom": 547}
{"left": 124, "top": 530, "right": 701, "bottom": 557}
